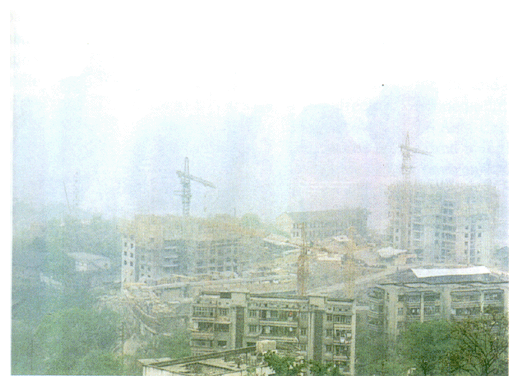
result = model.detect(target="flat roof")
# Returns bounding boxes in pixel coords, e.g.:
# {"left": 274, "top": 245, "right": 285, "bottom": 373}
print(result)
{"left": 412, "top": 266, "right": 490, "bottom": 278}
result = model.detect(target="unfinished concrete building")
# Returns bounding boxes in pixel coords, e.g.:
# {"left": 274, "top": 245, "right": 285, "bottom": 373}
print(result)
{"left": 190, "top": 291, "right": 356, "bottom": 375}
{"left": 366, "top": 266, "right": 508, "bottom": 339}
{"left": 276, "top": 209, "right": 369, "bottom": 242}
{"left": 387, "top": 183, "right": 499, "bottom": 266}
{"left": 120, "top": 215, "right": 268, "bottom": 287}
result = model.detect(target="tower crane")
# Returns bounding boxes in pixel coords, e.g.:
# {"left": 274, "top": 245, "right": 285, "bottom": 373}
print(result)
{"left": 176, "top": 157, "right": 216, "bottom": 217}
{"left": 399, "top": 132, "right": 431, "bottom": 250}
{"left": 400, "top": 132, "right": 431, "bottom": 182}
{"left": 296, "top": 223, "right": 309, "bottom": 296}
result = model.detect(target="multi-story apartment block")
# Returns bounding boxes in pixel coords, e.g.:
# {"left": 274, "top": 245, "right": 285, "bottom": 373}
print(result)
{"left": 121, "top": 215, "right": 267, "bottom": 286}
{"left": 276, "top": 209, "right": 369, "bottom": 242}
{"left": 387, "top": 183, "right": 499, "bottom": 266}
{"left": 190, "top": 291, "right": 356, "bottom": 374}
{"left": 366, "top": 266, "right": 508, "bottom": 339}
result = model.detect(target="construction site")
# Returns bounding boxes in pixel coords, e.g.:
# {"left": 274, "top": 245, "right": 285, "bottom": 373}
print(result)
{"left": 98, "top": 137, "right": 506, "bottom": 374}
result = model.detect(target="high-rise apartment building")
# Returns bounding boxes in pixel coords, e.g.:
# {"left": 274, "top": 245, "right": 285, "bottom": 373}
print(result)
{"left": 387, "top": 183, "right": 499, "bottom": 266}
{"left": 190, "top": 291, "right": 356, "bottom": 374}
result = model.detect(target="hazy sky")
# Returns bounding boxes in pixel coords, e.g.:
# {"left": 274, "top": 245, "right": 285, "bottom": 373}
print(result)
{"left": 10, "top": 3, "right": 511, "bottom": 241}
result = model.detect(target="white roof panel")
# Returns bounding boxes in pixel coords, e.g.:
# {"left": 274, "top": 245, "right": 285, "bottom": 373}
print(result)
{"left": 412, "top": 266, "right": 490, "bottom": 278}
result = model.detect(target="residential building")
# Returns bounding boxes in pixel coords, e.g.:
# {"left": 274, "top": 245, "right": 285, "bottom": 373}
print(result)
{"left": 366, "top": 266, "right": 508, "bottom": 339}
{"left": 387, "top": 183, "right": 499, "bottom": 266}
{"left": 276, "top": 209, "right": 369, "bottom": 242}
{"left": 69, "top": 252, "right": 111, "bottom": 272}
{"left": 139, "top": 345, "right": 273, "bottom": 376}
{"left": 190, "top": 291, "right": 356, "bottom": 374}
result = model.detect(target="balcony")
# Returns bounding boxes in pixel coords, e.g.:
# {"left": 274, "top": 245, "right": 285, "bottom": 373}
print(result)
{"left": 191, "top": 315, "right": 216, "bottom": 322}
{"left": 215, "top": 316, "right": 231, "bottom": 323}
{"left": 259, "top": 334, "right": 298, "bottom": 343}
{"left": 191, "top": 331, "right": 215, "bottom": 339}
{"left": 259, "top": 319, "right": 298, "bottom": 327}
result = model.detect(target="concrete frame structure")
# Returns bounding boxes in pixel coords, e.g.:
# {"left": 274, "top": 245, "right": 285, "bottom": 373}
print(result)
{"left": 366, "top": 266, "right": 508, "bottom": 339}
{"left": 190, "top": 291, "right": 356, "bottom": 375}
{"left": 120, "top": 215, "right": 267, "bottom": 286}
{"left": 276, "top": 209, "right": 369, "bottom": 241}
{"left": 387, "top": 183, "right": 499, "bottom": 266}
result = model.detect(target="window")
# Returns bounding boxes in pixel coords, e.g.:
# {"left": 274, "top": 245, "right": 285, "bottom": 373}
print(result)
{"left": 218, "top": 341, "right": 227, "bottom": 348}
{"left": 218, "top": 308, "right": 228, "bottom": 316}
{"left": 398, "top": 307, "right": 403, "bottom": 315}
{"left": 214, "top": 324, "right": 229, "bottom": 332}
{"left": 334, "top": 345, "right": 349, "bottom": 356}
{"left": 193, "top": 307, "right": 215, "bottom": 318}
{"left": 327, "top": 314, "right": 333, "bottom": 321}
{"left": 326, "top": 329, "right": 333, "bottom": 337}
{"left": 300, "top": 328, "right": 307, "bottom": 336}
{"left": 333, "top": 315, "right": 352, "bottom": 324}
{"left": 424, "top": 293, "right": 440, "bottom": 302}
{"left": 424, "top": 305, "right": 440, "bottom": 315}
{"left": 484, "top": 292, "right": 503, "bottom": 301}
{"left": 249, "top": 310, "right": 257, "bottom": 318}
{"left": 248, "top": 325, "right": 258, "bottom": 333}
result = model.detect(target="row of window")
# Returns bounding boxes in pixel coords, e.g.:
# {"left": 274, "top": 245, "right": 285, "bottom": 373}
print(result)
{"left": 397, "top": 305, "right": 441, "bottom": 316}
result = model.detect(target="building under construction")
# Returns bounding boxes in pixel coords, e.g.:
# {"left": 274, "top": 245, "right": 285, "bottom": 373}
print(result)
{"left": 387, "top": 183, "right": 499, "bottom": 266}
{"left": 120, "top": 215, "right": 269, "bottom": 287}
{"left": 276, "top": 209, "right": 369, "bottom": 242}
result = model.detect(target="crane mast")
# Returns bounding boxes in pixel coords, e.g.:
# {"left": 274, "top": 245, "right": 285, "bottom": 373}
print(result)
{"left": 176, "top": 157, "right": 216, "bottom": 217}
{"left": 399, "top": 132, "right": 431, "bottom": 250}
{"left": 296, "top": 223, "right": 309, "bottom": 296}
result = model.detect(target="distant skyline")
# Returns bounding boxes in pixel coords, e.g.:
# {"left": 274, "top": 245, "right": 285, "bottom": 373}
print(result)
{"left": 11, "top": 4, "right": 510, "bottom": 245}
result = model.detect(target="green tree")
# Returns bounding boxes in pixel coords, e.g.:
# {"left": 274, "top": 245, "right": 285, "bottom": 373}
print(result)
{"left": 444, "top": 311, "right": 508, "bottom": 376}
{"left": 355, "top": 328, "right": 407, "bottom": 375}
{"left": 34, "top": 307, "right": 120, "bottom": 375}
{"left": 308, "top": 361, "right": 342, "bottom": 376}
{"left": 399, "top": 320, "right": 453, "bottom": 375}
{"left": 136, "top": 330, "right": 191, "bottom": 360}
{"left": 264, "top": 351, "right": 306, "bottom": 376}
{"left": 75, "top": 350, "right": 123, "bottom": 375}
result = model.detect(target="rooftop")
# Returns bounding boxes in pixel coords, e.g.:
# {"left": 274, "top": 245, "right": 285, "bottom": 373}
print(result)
{"left": 378, "top": 266, "right": 507, "bottom": 285}
{"left": 412, "top": 266, "right": 490, "bottom": 278}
